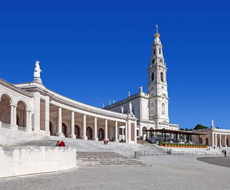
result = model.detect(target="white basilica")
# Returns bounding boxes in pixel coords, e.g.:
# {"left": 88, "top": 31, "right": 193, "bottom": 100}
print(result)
{"left": 0, "top": 26, "right": 230, "bottom": 147}
{"left": 104, "top": 25, "right": 180, "bottom": 139}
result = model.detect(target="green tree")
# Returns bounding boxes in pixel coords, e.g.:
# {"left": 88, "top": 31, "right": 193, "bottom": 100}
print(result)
{"left": 194, "top": 124, "right": 208, "bottom": 130}
{"left": 180, "top": 128, "right": 184, "bottom": 131}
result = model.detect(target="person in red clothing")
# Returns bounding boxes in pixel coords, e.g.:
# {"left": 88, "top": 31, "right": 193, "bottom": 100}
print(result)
{"left": 59, "top": 141, "right": 65, "bottom": 147}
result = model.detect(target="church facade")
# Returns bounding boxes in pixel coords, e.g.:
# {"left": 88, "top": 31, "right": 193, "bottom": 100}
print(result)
{"left": 104, "top": 26, "right": 180, "bottom": 139}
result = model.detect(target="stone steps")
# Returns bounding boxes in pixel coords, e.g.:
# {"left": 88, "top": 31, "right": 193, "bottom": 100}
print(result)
{"left": 77, "top": 152, "right": 150, "bottom": 167}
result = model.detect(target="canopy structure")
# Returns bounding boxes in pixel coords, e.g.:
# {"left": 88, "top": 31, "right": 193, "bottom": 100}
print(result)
{"left": 142, "top": 128, "right": 207, "bottom": 144}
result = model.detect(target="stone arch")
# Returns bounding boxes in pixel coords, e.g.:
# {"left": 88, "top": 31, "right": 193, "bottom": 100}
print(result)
{"left": 86, "top": 126, "right": 92, "bottom": 140}
{"left": 0, "top": 93, "right": 13, "bottom": 105}
{"left": 75, "top": 125, "right": 80, "bottom": 138}
{"left": 205, "top": 138, "right": 209, "bottom": 145}
{"left": 0, "top": 94, "right": 12, "bottom": 124}
{"left": 62, "top": 123, "right": 67, "bottom": 137}
{"left": 17, "top": 101, "right": 27, "bottom": 127}
{"left": 98, "top": 128, "right": 104, "bottom": 141}
{"left": 16, "top": 99, "right": 28, "bottom": 111}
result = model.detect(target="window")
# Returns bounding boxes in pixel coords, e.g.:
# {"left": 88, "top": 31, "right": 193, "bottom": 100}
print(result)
{"left": 151, "top": 72, "right": 154, "bottom": 81}
{"left": 160, "top": 59, "right": 163, "bottom": 63}
{"left": 159, "top": 48, "right": 161, "bottom": 54}
{"left": 152, "top": 59, "right": 155, "bottom": 64}
{"left": 161, "top": 72, "right": 164, "bottom": 82}
{"left": 153, "top": 49, "right": 155, "bottom": 54}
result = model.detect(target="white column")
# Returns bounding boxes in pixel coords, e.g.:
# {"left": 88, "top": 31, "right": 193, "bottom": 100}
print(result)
{"left": 104, "top": 119, "right": 108, "bottom": 140}
{"left": 115, "top": 121, "right": 118, "bottom": 142}
{"left": 212, "top": 132, "right": 214, "bottom": 146}
{"left": 56, "top": 107, "right": 64, "bottom": 137}
{"left": 10, "top": 105, "right": 14, "bottom": 125}
{"left": 70, "top": 111, "right": 76, "bottom": 138}
{"left": 125, "top": 122, "right": 128, "bottom": 143}
{"left": 45, "top": 96, "right": 50, "bottom": 134}
{"left": 82, "top": 114, "right": 87, "bottom": 140}
{"left": 14, "top": 106, "right": 17, "bottom": 125}
{"left": 215, "top": 133, "right": 217, "bottom": 146}
{"left": 220, "top": 134, "right": 221, "bottom": 147}
{"left": 34, "top": 92, "right": 40, "bottom": 132}
{"left": 225, "top": 134, "right": 227, "bottom": 147}
{"left": 93, "top": 117, "right": 98, "bottom": 141}
{"left": 134, "top": 120, "right": 137, "bottom": 144}
{"left": 122, "top": 127, "right": 124, "bottom": 139}
{"left": 26, "top": 110, "right": 32, "bottom": 133}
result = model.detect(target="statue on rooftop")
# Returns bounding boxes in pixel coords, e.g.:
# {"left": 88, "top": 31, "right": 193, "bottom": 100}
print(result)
{"left": 33, "top": 61, "right": 42, "bottom": 84}
{"left": 34, "top": 61, "right": 42, "bottom": 78}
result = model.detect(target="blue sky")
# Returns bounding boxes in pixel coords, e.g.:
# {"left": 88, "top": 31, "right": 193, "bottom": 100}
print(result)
{"left": 0, "top": 0, "right": 230, "bottom": 129}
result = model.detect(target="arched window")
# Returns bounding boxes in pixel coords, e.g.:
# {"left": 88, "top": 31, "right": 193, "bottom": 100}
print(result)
{"left": 159, "top": 48, "right": 161, "bottom": 54}
{"left": 151, "top": 72, "right": 154, "bottom": 81}
{"left": 153, "top": 49, "right": 155, "bottom": 54}
{"left": 152, "top": 59, "right": 155, "bottom": 64}
{"left": 161, "top": 72, "right": 164, "bottom": 82}
{"left": 162, "top": 103, "right": 165, "bottom": 114}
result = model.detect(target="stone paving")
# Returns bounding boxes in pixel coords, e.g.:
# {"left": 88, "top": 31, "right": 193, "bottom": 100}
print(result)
{"left": 197, "top": 156, "right": 230, "bottom": 168}
{"left": 1, "top": 155, "right": 230, "bottom": 190}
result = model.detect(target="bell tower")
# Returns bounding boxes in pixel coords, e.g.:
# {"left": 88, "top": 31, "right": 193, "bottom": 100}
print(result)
{"left": 148, "top": 25, "right": 169, "bottom": 128}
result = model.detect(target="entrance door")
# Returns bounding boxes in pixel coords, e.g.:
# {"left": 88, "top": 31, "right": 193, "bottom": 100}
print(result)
{"left": 75, "top": 125, "right": 80, "bottom": 138}
{"left": 98, "top": 128, "right": 104, "bottom": 140}
{"left": 86, "top": 127, "right": 92, "bottom": 140}
{"left": 62, "top": 123, "right": 67, "bottom": 137}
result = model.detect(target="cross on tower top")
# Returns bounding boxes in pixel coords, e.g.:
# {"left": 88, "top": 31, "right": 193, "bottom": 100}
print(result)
{"left": 155, "top": 24, "right": 159, "bottom": 33}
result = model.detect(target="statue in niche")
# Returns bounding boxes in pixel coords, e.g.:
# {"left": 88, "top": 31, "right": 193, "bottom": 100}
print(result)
{"left": 162, "top": 103, "right": 165, "bottom": 114}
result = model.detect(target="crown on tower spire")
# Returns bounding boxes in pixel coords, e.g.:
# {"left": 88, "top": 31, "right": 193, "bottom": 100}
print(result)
{"left": 154, "top": 24, "right": 160, "bottom": 38}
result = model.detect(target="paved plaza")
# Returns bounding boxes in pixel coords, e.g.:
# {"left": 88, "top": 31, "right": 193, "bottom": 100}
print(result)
{"left": 1, "top": 155, "right": 230, "bottom": 190}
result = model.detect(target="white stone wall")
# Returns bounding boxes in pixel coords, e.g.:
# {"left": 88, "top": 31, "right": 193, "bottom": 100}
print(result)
{"left": 108, "top": 98, "right": 140, "bottom": 119}
{"left": 0, "top": 146, "right": 76, "bottom": 178}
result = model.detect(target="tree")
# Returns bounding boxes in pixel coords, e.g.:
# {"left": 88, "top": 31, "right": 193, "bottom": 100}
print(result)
{"left": 180, "top": 128, "right": 184, "bottom": 131}
{"left": 194, "top": 124, "right": 208, "bottom": 130}
{"left": 216, "top": 127, "right": 220, "bottom": 129}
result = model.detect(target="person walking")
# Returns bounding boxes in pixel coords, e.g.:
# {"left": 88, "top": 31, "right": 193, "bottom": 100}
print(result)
{"left": 225, "top": 150, "right": 227, "bottom": 157}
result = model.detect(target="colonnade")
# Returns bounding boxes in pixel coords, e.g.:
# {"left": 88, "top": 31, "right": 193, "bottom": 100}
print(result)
{"left": 213, "top": 133, "right": 229, "bottom": 147}
{"left": 53, "top": 107, "right": 128, "bottom": 142}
